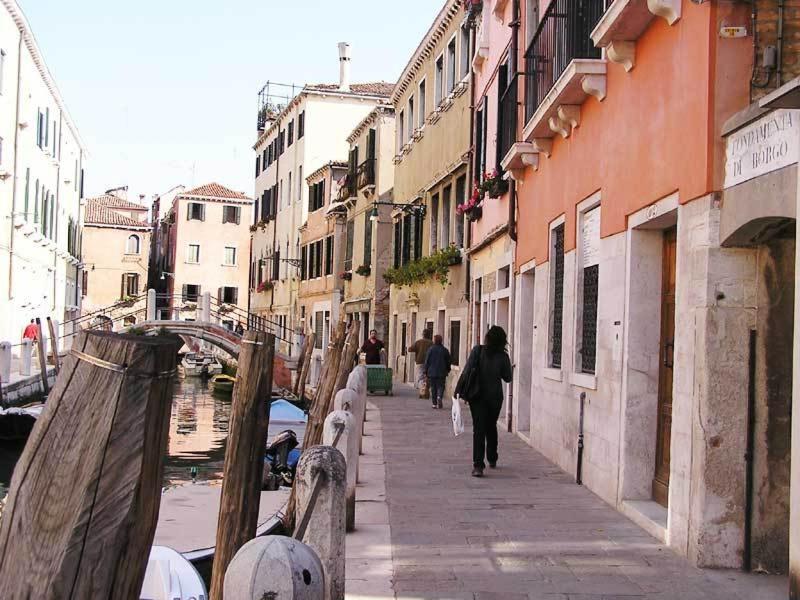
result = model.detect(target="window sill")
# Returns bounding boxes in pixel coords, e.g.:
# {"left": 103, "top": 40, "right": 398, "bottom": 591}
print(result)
{"left": 185, "top": 261, "right": 200, "bottom": 265}
{"left": 570, "top": 372, "right": 597, "bottom": 390}
{"left": 542, "top": 367, "right": 562, "bottom": 382}
{"left": 222, "top": 263, "right": 237, "bottom": 267}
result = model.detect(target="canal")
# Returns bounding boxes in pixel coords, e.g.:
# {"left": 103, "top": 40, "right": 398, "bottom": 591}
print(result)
{"left": 0, "top": 377, "right": 302, "bottom": 499}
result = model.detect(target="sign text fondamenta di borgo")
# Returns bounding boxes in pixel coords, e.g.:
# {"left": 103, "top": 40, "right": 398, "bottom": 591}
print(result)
{"left": 725, "top": 109, "right": 800, "bottom": 188}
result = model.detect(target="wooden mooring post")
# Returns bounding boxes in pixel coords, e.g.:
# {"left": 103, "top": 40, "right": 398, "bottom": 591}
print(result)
{"left": 209, "top": 330, "right": 275, "bottom": 600}
{"left": 0, "top": 330, "right": 179, "bottom": 600}
{"left": 293, "top": 331, "right": 316, "bottom": 402}
{"left": 34, "top": 317, "right": 49, "bottom": 395}
{"left": 47, "top": 317, "right": 61, "bottom": 374}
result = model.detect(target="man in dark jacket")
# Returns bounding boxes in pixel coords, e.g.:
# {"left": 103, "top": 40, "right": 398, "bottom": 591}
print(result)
{"left": 424, "top": 335, "right": 451, "bottom": 409}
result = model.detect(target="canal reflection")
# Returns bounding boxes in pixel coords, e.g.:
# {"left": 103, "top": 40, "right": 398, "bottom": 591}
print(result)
{"left": 0, "top": 376, "right": 305, "bottom": 499}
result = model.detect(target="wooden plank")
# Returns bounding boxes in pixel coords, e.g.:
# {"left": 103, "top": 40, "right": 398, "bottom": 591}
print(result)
{"left": 332, "top": 320, "right": 361, "bottom": 400}
{"left": 0, "top": 330, "right": 178, "bottom": 600}
{"left": 292, "top": 332, "right": 310, "bottom": 396}
{"left": 47, "top": 317, "right": 61, "bottom": 375}
{"left": 209, "top": 330, "right": 275, "bottom": 600}
{"left": 295, "top": 331, "right": 316, "bottom": 401}
{"left": 35, "top": 317, "right": 49, "bottom": 395}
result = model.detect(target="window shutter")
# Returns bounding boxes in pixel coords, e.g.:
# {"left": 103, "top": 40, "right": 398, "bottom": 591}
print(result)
{"left": 132, "top": 274, "right": 139, "bottom": 295}
{"left": 368, "top": 129, "right": 376, "bottom": 160}
{"left": 232, "top": 287, "right": 239, "bottom": 305}
{"left": 187, "top": 203, "right": 191, "bottom": 220}
{"left": 200, "top": 204, "right": 205, "bottom": 221}
{"left": 217, "top": 287, "right": 223, "bottom": 303}
{"left": 120, "top": 274, "right": 126, "bottom": 298}
{"left": 235, "top": 206, "right": 241, "bottom": 225}
{"left": 82, "top": 270, "right": 88, "bottom": 296}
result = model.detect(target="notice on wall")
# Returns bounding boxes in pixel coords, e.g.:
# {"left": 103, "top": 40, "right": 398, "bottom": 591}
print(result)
{"left": 582, "top": 207, "right": 600, "bottom": 268}
{"left": 725, "top": 109, "right": 800, "bottom": 188}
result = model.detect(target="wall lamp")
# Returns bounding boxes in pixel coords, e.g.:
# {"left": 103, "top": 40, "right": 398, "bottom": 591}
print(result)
{"left": 369, "top": 202, "right": 426, "bottom": 222}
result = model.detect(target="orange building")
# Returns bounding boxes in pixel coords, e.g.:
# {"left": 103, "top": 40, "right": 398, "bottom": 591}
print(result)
{"left": 497, "top": 0, "right": 795, "bottom": 575}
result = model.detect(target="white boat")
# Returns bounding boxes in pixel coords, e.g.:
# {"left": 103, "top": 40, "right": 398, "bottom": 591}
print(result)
{"left": 180, "top": 353, "right": 223, "bottom": 377}
{"left": 140, "top": 545, "right": 207, "bottom": 600}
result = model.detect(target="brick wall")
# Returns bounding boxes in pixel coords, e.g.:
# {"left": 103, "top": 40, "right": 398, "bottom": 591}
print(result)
{"left": 752, "top": 0, "right": 800, "bottom": 101}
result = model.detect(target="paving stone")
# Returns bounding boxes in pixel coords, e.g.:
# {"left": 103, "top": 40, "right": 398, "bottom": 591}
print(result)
{"left": 346, "top": 386, "right": 787, "bottom": 599}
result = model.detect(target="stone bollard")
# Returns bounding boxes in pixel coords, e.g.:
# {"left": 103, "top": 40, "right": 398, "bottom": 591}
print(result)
{"left": 0, "top": 342, "right": 11, "bottom": 384}
{"left": 224, "top": 536, "right": 325, "bottom": 600}
{"left": 294, "top": 445, "right": 346, "bottom": 600}
{"left": 21, "top": 339, "right": 32, "bottom": 376}
{"left": 323, "top": 410, "right": 358, "bottom": 532}
{"left": 146, "top": 289, "right": 157, "bottom": 321}
{"left": 346, "top": 368, "right": 367, "bottom": 457}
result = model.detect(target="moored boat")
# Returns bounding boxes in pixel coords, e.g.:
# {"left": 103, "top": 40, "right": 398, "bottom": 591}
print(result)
{"left": 140, "top": 545, "right": 207, "bottom": 600}
{"left": 210, "top": 374, "right": 235, "bottom": 394}
{"left": 181, "top": 353, "right": 223, "bottom": 378}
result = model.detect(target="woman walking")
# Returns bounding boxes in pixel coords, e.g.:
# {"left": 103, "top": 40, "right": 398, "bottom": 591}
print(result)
{"left": 455, "top": 326, "right": 512, "bottom": 477}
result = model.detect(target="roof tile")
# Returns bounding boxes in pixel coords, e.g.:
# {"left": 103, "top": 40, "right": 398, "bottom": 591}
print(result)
{"left": 180, "top": 182, "right": 251, "bottom": 201}
{"left": 85, "top": 198, "right": 150, "bottom": 228}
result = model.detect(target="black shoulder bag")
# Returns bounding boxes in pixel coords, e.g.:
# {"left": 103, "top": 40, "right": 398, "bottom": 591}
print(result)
{"left": 462, "top": 346, "right": 483, "bottom": 404}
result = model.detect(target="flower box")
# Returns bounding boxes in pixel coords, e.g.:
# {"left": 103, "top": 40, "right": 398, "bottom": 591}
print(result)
{"left": 355, "top": 265, "right": 372, "bottom": 277}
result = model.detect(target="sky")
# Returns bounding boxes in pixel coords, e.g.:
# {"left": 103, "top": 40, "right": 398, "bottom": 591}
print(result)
{"left": 19, "top": 0, "right": 444, "bottom": 202}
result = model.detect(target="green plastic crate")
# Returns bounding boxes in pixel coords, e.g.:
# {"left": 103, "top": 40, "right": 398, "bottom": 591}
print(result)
{"left": 366, "top": 365, "right": 393, "bottom": 395}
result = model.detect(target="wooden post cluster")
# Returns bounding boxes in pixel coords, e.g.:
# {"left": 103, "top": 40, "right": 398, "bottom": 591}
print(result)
{"left": 285, "top": 319, "right": 361, "bottom": 529}
{"left": 210, "top": 330, "right": 276, "bottom": 600}
{"left": 0, "top": 330, "right": 179, "bottom": 600}
{"left": 35, "top": 317, "right": 49, "bottom": 395}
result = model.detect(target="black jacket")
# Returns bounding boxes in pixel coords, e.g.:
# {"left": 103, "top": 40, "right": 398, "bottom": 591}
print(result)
{"left": 455, "top": 344, "right": 512, "bottom": 405}
{"left": 424, "top": 343, "right": 451, "bottom": 379}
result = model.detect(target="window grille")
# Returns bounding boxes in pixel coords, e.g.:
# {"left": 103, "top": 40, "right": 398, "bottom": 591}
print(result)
{"left": 581, "top": 264, "right": 599, "bottom": 373}
{"left": 550, "top": 224, "right": 565, "bottom": 368}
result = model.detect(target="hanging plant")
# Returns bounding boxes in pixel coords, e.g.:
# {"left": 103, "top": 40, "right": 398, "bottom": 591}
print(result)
{"left": 481, "top": 169, "right": 509, "bottom": 198}
{"left": 457, "top": 183, "right": 485, "bottom": 221}
{"left": 383, "top": 245, "right": 462, "bottom": 289}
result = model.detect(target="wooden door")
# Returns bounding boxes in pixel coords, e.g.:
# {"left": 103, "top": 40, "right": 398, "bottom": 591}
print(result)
{"left": 653, "top": 227, "right": 677, "bottom": 507}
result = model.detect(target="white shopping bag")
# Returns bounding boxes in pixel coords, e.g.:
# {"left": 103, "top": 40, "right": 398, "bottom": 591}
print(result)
{"left": 451, "top": 395, "right": 465, "bottom": 437}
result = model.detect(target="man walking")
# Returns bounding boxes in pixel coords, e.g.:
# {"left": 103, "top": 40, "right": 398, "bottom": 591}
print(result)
{"left": 424, "top": 334, "right": 451, "bottom": 409}
{"left": 408, "top": 328, "right": 433, "bottom": 399}
{"left": 22, "top": 319, "right": 39, "bottom": 357}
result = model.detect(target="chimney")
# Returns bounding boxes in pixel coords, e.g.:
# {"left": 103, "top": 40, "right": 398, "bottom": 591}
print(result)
{"left": 338, "top": 42, "right": 351, "bottom": 93}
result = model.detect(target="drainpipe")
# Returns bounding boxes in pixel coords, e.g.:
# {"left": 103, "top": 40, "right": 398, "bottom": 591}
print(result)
{"left": 508, "top": 0, "right": 520, "bottom": 244}
{"left": 744, "top": 329, "right": 757, "bottom": 571}
{"left": 466, "top": 24, "right": 477, "bottom": 345}
{"left": 777, "top": 0, "right": 785, "bottom": 87}
{"left": 8, "top": 30, "right": 23, "bottom": 301}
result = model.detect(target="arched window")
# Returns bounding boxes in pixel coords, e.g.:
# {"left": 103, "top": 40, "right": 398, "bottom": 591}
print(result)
{"left": 126, "top": 234, "right": 140, "bottom": 254}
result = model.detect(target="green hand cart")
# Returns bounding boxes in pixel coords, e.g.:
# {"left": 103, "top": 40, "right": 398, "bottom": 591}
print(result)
{"left": 366, "top": 365, "right": 393, "bottom": 395}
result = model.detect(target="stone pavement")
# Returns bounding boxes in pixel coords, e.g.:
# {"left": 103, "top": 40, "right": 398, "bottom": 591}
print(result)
{"left": 346, "top": 384, "right": 787, "bottom": 600}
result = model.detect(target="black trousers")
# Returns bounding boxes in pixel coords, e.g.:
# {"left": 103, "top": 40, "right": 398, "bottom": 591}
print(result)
{"left": 469, "top": 399, "right": 503, "bottom": 468}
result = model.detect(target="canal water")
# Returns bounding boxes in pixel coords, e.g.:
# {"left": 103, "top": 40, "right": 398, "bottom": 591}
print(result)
{"left": 0, "top": 377, "right": 305, "bottom": 499}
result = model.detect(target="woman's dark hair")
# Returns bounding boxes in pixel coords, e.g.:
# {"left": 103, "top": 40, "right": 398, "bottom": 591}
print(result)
{"left": 484, "top": 326, "right": 507, "bottom": 352}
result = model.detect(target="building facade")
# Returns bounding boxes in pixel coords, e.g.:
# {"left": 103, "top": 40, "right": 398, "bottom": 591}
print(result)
{"left": 467, "top": 0, "right": 517, "bottom": 421}
{"left": 0, "top": 0, "right": 86, "bottom": 348}
{"left": 494, "top": 0, "right": 798, "bottom": 575}
{"left": 340, "top": 105, "right": 396, "bottom": 349}
{"left": 387, "top": 0, "right": 472, "bottom": 391}
{"left": 296, "top": 161, "right": 348, "bottom": 384}
{"left": 251, "top": 45, "right": 393, "bottom": 356}
{"left": 164, "top": 183, "right": 252, "bottom": 327}
{"left": 81, "top": 193, "right": 150, "bottom": 326}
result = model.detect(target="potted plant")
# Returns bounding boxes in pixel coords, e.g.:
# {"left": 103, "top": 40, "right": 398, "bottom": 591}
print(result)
{"left": 456, "top": 183, "right": 485, "bottom": 221}
{"left": 481, "top": 169, "right": 509, "bottom": 198}
{"left": 257, "top": 281, "right": 273, "bottom": 293}
{"left": 116, "top": 296, "right": 137, "bottom": 308}
{"left": 355, "top": 264, "right": 372, "bottom": 277}
{"left": 340, "top": 271, "right": 353, "bottom": 281}
{"left": 463, "top": 0, "right": 483, "bottom": 16}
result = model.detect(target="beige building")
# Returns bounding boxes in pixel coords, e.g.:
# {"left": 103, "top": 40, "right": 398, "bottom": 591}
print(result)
{"left": 341, "top": 105, "right": 396, "bottom": 348}
{"left": 387, "top": 0, "right": 472, "bottom": 390}
{"left": 296, "top": 161, "right": 348, "bottom": 384}
{"left": 81, "top": 193, "right": 150, "bottom": 327}
{"left": 251, "top": 44, "right": 393, "bottom": 356}
{"left": 164, "top": 183, "right": 252, "bottom": 328}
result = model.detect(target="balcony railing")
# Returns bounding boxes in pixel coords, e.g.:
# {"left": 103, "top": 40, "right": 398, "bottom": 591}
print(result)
{"left": 357, "top": 159, "right": 376, "bottom": 190}
{"left": 336, "top": 173, "right": 357, "bottom": 202}
{"left": 524, "top": 0, "right": 606, "bottom": 123}
{"left": 498, "top": 76, "right": 519, "bottom": 164}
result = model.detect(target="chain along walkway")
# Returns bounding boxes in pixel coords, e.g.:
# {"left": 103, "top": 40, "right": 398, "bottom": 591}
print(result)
{"left": 345, "top": 384, "right": 786, "bottom": 600}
